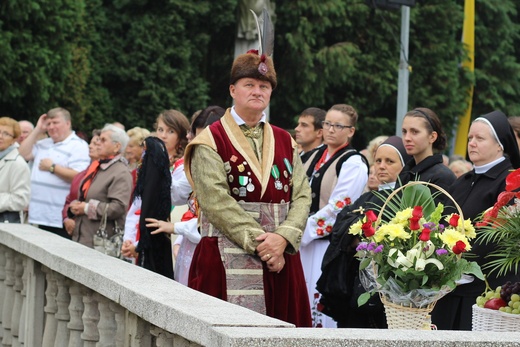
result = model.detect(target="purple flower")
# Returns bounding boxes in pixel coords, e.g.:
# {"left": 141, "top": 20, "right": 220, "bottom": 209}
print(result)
{"left": 436, "top": 249, "right": 448, "bottom": 256}
{"left": 438, "top": 224, "right": 445, "bottom": 232}
{"left": 374, "top": 245, "right": 384, "bottom": 253}
{"left": 356, "top": 242, "right": 368, "bottom": 251}
{"left": 367, "top": 242, "right": 377, "bottom": 251}
{"left": 423, "top": 222, "right": 435, "bottom": 229}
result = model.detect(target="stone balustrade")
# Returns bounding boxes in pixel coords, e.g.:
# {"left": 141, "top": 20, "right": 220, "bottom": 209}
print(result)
{"left": 0, "top": 223, "right": 518, "bottom": 347}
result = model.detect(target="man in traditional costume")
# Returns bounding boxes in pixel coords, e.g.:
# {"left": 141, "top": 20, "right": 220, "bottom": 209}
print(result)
{"left": 184, "top": 42, "right": 312, "bottom": 326}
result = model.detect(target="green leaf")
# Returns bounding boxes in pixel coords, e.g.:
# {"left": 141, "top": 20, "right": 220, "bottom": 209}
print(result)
{"left": 359, "top": 257, "right": 372, "bottom": 270}
{"left": 357, "top": 292, "right": 372, "bottom": 307}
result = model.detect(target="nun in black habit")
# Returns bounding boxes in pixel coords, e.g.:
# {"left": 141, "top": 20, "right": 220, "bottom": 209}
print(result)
{"left": 432, "top": 110, "right": 520, "bottom": 330}
{"left": 316, "top": 136, "right": 412, "bottom": 328}
{"left": 133, "top": 136, "right": 174, "bottom": 279}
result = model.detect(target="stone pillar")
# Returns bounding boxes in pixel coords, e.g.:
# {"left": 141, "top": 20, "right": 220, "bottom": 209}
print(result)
{"left": 18, "top": 258, "right": 27, "bottom": 346}
{"left": 125, "top": 312, "right": 151, "bottom": 347}
{"left": 54, "top": 273, "right": 71, "bottom": 347}
{"left": 96, "top": 294, "right": 116, "bottom": 347}
{"left": 2, "top": 249, "right": 15, "bottom": 346}
{"left": 23, "top": 260, "right": 44, "bottom": 347}
{"left": 67, "top": 282, "right": 84, "bottom": 347}
{"left": 80, "top": 289, "right": 99, "bottom": 347}
{"left": 150, "top": 327, "right": 172, "bottom": 347}
{"left": 10, "top": 254, "right": 23, "bottom": 347}
{"left": 110, "top": 302, "right": 125, "bottom": 347}
{"left": 41, "top": 267, "right": 58, "bottom": 347}
{"left": 0, "top": 245, "right": 7, "bottom": 340}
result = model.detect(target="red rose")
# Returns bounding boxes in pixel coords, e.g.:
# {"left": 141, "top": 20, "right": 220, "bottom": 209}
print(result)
{"left": 365, "top": 210, "right": 377, "bottom": 223}
{"left": 335, "top": 201, "right": 345, "bottom": 209}
{"left": 362, "top": 223, "right": 376, "bottom": 238}
{"left": 452, "top": 240, "right": 467, "bottom": 254}
{"left": 344, "top": 197, "right": 352, "bottom": 205}
{"left": 412, "top": 206, "right": 423, "bottom": 218}
{"left": 505, "top": 168, "right": 520, "bottom": 192}
{"left": 419, "top": 228, "right": 431, "bottom": 241}
{"left": 317, "top": 219, "right": 325, "bottom": 227}
{"left": 317, "top": 302, "right": 325, "bottom": 312}
{"left": 325, "top": 225, "right": 333, "bottom": 233}
{"left": 317, "top": 228, "right": 324, "bottom": 236}
{"left": 449, "top": 214, "right": 460, "bottom": 227}
{"left": 409, "top": 217, "right": 420, "bottom": 231}
{"left": 314, "top": 292, "right": 320, "bottom": 299}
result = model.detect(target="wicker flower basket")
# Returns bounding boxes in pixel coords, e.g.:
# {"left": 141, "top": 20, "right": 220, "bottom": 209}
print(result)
{"left": 472, "top": 304, "right": 520, "bottom": 332}
{"left": 376, "top": 181, "right": 464, "bottom": 330}
{"left": 380, "top": 294, "right": 436, "bottom": 330}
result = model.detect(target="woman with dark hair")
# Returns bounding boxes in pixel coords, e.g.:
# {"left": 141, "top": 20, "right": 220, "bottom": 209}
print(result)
{"left": 398, "top": 107, "right": 456, "bottom": 190}
{"left": 187, "top": 106, "right": 226, "bottom": 142}
{"left": 432, "top": 110, "right": 520, "bottom": 330}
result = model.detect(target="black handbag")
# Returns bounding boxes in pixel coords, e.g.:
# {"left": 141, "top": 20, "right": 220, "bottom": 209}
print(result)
{"left": 0, "top": 211, "right": 22, "bottom": 223}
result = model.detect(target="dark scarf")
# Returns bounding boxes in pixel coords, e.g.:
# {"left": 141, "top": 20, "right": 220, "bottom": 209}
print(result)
{"left": 133, "top": 137, "right": 173, "bottom": 279}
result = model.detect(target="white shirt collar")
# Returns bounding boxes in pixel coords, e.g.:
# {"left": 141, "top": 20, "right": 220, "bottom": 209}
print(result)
{"left": 231, "top": 106, "right": 266, "bottom": 126}
{"left": 378, "top": 182, "right": 396, "bottom": 190}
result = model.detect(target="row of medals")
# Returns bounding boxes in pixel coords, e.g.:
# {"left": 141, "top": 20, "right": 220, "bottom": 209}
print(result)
{"left": 225, "top": 160, "right": 291, "bottom": 197}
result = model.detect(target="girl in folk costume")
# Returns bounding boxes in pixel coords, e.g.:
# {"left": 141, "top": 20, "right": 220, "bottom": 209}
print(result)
{"left": 301, "top": 104, "right": 369, "bottom": 328}
{"left": 183, "top": 9, "right": 312, "bottom": 327}
{"left": 122, "top": 110, "right": 191, "bottom": 279}
{"left": 145, "top": 106, "right": 225, "bottom": 286}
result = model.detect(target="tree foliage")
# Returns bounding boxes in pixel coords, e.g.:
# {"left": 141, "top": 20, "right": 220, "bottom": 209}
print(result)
{"left": 0, "top": 0, "right": 519, "bottom": 149}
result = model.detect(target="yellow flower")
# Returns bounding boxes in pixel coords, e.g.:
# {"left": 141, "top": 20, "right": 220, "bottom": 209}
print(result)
{"left": 461, "top": 219, "right": 476, "bottom": 238}
{"left": 392, "top": 208, "right": 413, "bottom": 224}
{"left": 349, "top": 220, "right": 363, "bottom": 236}
{"left": 439, "top": 228, "right": 472, "bottom": 251}
{"left": 378, "top": 223, "right": 410, "bottom": 241}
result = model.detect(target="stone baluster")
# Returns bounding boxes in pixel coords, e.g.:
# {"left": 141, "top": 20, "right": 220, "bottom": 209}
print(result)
{"left": 10, "top": 254, "right": 23, "bottom": 347}
{"left": 41, "top": 267, "right": 58, "bottom": 347}
{"left": 150, "top": 326, "right": 173, "bottom": 347}
{"left": 23, "top": 260, "right": 45, "bottom": 347}
{"left": 110, "top": 302, "right": 125, "bottom": 347}
{"left": 54, "top": 273, "right": 71, "bottom": 347}
{"left": 2, "top": 249, "right": 15, "bottom": 346}
{"left": 0, "top": 245, "right": 7, "bottom": 339}
{"left": 67, "top": 282, "right": 84, "bottom": 347}
{"left": 125, "top": 312, "right": 151, "bottom": 347}
{"left": 80, "top": 289, "right": 99, "bottom": 347}
{"left": 96, "top": 294, "right": 116, "bottom": 347}
{"left": 18, "top": 258, "right": 27, "bottom": 346}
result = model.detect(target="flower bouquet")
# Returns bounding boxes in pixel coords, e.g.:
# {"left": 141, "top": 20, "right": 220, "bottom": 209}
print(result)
{"left": 349, "top": 181, "right": 484, "bottom": 329}
{"left": 471, "top": 168, "right": 520, "bottom": 331}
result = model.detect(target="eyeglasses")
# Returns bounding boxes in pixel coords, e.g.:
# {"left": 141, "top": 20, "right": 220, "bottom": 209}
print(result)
{"left": 0, "top": 131, "right": 14, "bottom": 138}
{"left": 322, "top": 121, "right": 353, "bottom": 132}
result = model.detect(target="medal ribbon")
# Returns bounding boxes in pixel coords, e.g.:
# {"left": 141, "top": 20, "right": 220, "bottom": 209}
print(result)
{"left": 283, "top": 158, "right": 293, "bottom": 175}
{"left": 271, "top": 165, "right": 280, "bottom": 180}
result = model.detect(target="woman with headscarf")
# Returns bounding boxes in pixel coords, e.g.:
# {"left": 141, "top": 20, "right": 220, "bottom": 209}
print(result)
{"left": 0, "top": 117, "right": 30, "bottom": 223}
{"left": 432, "top": 110, "right": 520, "bottom": 330}
{"left": 68, "top": 124, "right": 133, "bottom": 247}
{"left": 316, "top": 136, "right": 411, "bottom": 328}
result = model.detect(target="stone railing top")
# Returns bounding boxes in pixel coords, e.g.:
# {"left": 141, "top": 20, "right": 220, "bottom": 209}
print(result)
{"left": 1, "top": 223, "right": 519, "bottom": 347}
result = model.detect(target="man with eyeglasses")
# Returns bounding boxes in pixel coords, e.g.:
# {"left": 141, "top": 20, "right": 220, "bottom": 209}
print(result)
{"left": 299, "top": 103, "right": 369, "bottom": 328}
{"left": 19, "top": 107, "right": 90, "bottom": 239}
{"left": 294, "top": 107, "right": 326, "bottom": 164}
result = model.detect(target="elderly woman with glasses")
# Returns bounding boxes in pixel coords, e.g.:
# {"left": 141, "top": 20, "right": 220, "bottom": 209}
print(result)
{"left": 300, "top": 104, "right": 369, "bottom": 327}
{"left": 68, "top": 124, "right": 133, "bottom": 248}
{"left": 0, "top": 117, "right": 31, "bottom": 223}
